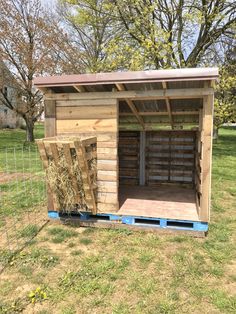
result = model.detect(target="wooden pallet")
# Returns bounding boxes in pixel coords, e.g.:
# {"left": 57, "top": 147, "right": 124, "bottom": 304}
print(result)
{"left": 118, "top": 131, "right": 140, "bottom": 185}
{"left": 146, "top": 131, "right": 196, "bottom": 185}
{"left": 49, "top": 211, "right": 207, "bottom": 237}
{"left": 36, "top": 136, "right": 97, "bottom": 214}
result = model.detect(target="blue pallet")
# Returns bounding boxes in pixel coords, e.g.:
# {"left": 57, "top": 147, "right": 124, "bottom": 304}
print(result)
{"left": 51, "top": 211, "right": 208, "bottom": 232}
{"left": 79, "top": 212, "right": 122, "bottom": 222}
{"left": 122, "top": 215, "right": 208, "bottom": 232}
{"left": 48, "top": 211, "right": 60, "bottom": 219}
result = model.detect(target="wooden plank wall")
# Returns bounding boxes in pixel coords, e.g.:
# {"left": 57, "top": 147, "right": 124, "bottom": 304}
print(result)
{"left": 145, "top": 131, "right": 196, "bottom": 186}
{"left": 118, "top": 131, "right": 140, "bottom": 185}
{"left": 53, "top": 98, "right": 119, "bottom": 213}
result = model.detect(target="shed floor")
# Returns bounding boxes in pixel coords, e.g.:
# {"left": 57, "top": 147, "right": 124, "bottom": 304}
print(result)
{"left": 118, "top": 185, "right": 199, "bottom": 221}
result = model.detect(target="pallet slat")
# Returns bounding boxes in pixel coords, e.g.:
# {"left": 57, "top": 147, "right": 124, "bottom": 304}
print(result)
{"left": 146, "top": 131, "right": 196, "bottom": 185}
{"left": 37, "top": 136, "right": 97, "bottom": 214}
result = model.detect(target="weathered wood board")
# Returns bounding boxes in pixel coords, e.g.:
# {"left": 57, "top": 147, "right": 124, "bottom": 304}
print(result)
{"left": 55, "top": 99, "right": 119, "bottom": 213}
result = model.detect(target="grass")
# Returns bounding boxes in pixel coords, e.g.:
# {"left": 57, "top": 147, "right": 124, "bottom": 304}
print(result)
{"left": 0, "top": 124, "right": 45, "bottom": 217}
{"left": 0, "top": 123, "right": 44, "bottom": 149}
{"left": 18, "top": 224, "right": 39, "bottom": 238}
{"left": 0, "top": 127, "right": 235, "bottom": 313}
{"left": 0, "top": 123, "right": 44, "bottom": 171}
{"left": 47, "top": 227, "right": 78, "bottom": 243}
{"left": 79, "top": 238, "right": 93, "bottom": 245}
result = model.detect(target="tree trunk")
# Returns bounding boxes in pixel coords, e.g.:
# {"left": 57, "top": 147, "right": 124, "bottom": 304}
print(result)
{"left": 213, "top": 127, "right": 219, "bottom": 141}
{"left": 24, "top": 118, "right": 35, "bottom": 142}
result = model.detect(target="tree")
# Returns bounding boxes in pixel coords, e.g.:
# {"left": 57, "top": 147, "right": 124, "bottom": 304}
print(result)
{"left": 58, "top": 0, "right": 146, "bottom": 72}
{"left": 0, "top": 0, "right": 62, "bottom": 141}
{"left": 59, "top": 1, "right": 236, "bottom": 71}
{"left": 58, "top": 0, "right": 117, "bottom": 73}
{"left": 214, "top": 47, "right": 236, "bottom": 138}
{"left": 0, "top": 60, "right": 29, "bottom": 128}
{"left": 112, "top": 0, "right": 236, "bottom": 69}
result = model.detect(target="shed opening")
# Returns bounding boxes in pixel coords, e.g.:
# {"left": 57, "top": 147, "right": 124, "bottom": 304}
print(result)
{"left": 117, "top": 98, "right": 201, "bottom": 222}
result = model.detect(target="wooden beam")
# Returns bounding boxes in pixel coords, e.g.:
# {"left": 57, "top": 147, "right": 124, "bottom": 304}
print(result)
{"left": 162, "top": 82, "right": 173, "bottom": 129}
{"left": 139, "top": 131, "right": 146, "bottom": 185}
{"left": 119, "top": 111, "right": 199, "bottom": 116}
{"left": 45, "top": 88, "right": 214, "bottom": 101}
{"left": 73, "top": 85, "right": 87, "bottom": 93}
{"left": 56, "top": 98, "right": 117, "bottom": 107}
{"left": 44, "top": 98, "right": 56, "bottom": 137}
{"left": 199, "top": 93, "right": 213, "bottom": 222}
{"left": 116, "top": 83, "right": 145, "bottom": 129}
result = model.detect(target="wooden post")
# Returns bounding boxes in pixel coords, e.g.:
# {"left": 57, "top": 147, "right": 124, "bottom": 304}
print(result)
{"left": 139, "top": 131, "right": 146, "bottom": 185}
{"left": 44, "top": 98, "right": 56, "bottom": 212}
{"left": 199, "top": 93, "right": 214, "bottom": 221}
{"left": 44, "top": 100, "right": 56, "bottom": 137}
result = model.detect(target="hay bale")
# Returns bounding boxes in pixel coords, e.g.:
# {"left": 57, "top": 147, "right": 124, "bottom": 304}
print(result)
{"left": 46, "top": 146, "right": 97, "bottom": 213}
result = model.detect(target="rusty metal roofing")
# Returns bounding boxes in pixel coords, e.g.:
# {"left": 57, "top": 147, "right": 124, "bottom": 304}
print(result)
{"left": 34, "top": 68, "right": 218, "bottom": 87}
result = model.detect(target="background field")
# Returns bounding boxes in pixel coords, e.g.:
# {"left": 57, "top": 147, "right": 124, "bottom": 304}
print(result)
{"left": 0, "top": 126, "right": 235, "bottom": 314}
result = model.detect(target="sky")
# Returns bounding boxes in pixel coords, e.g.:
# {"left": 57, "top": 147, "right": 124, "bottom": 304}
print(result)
{"left": 41, "top": 0, "right": 57, "bottom": 9}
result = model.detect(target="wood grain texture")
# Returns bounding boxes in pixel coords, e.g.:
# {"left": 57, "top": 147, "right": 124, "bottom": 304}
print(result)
{"left": 97, "top": 141, "right": 117, "bottom": 148}
{"left": 45, "top": 117, "right": 56, "bottom": 137}
{"left": 119, "top": 185, "right": 199, "bottom": 221}
{"left": 145, "top": 131, "right": 196, "bottom": 186}
{"left": 57, "top": 118, "right": 117, "bottom": 133}
{"left": 45, "top": 100, "right": 56, "bottom": 118}
{"left": 118, "top": 131, "right": 140, "bottom": 185}
{"left": 97, "top": 192, "right": 118, "bottom": 203}
{"left": 56, "top": 99, "right": 117, "bottom": 106}
{"left": 199, "top": 93, "right": 213, "bottom": 222}
{"left": 97, "top": 202, "right": 119, "bottom": 213}
{"left": 45, "top": 88, "right": 214, "bottom": 101}
{"left": 56, "top": 105, "right": 117, "bottom": 119}
{"left": 97, "top": 170, "right": 117, "bottom": 181}
{"left": 97, "top": 160, "right": 117, "bottom": 171}
{"left": 97, "top": 181, "right": 118, "bottom": 193}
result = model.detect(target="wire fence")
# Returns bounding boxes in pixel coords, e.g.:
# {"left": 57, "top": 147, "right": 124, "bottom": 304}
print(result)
{"left": 0, "top": 145, "right": 47, "bottom": 272}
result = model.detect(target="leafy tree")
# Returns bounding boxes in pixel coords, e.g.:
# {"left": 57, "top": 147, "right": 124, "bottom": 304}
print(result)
{"left": 113, "top": 0, "right": 236, "bottom": 69}
{"left": 58, "top": 0, "right": 147, "bottom": 72}
{"left": 0, "top": 0, "right": 63, "bottom": 141}
{"left": 60, "top": 1, "right": 236, "bottom": 71}
{"left": 214, "top": 48, "right": 236, "bottom": 138}
{"left": 58, "top": 0, "right": 118, "bottom": 72}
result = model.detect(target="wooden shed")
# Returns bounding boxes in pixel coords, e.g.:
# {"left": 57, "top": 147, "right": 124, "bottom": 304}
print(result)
{"left": 34, "top": 68, "right": 218, "bottom": 234}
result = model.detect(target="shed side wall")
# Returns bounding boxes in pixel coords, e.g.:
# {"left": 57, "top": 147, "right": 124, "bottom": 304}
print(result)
{"left": 55, "top": 98, "right": 119, "bottom": 213}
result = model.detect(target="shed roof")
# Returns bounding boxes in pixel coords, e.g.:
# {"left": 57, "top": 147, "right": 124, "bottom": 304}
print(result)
{"left": 35, "top": 68, "right": 218, "bottom": 131}
{"left": 34, "top": 68, "right": 218, "bottom": 89}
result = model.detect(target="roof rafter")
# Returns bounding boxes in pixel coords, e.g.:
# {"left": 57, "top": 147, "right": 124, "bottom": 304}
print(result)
{"left": 116, "top": 83, "right": 145, "bottom": 130}
{"left": 162, "top": 81, "right": 174, "bottom": 129}
{"left": 73, "top": 85, "right": 87, "bottom": 93}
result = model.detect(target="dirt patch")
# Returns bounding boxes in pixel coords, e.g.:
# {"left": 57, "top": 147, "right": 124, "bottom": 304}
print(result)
{"left": 0, "top": 172, "right": 33, "bottom": 184}
{"left": 0, "top": 206, "right": 48, "bottom": 254}
{"left": 224, "top": 261, "right": 236, "bottom": 295}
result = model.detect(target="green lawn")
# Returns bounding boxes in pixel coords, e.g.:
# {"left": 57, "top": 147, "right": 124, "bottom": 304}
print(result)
{"left": 0, "top": 124, "right": 45, "bottom": 216}
{"left": 0, "top": 127, "right": 235, "bottom": 314}
{"left": 0, "top": 123, "right": 44, "bottom": 149}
